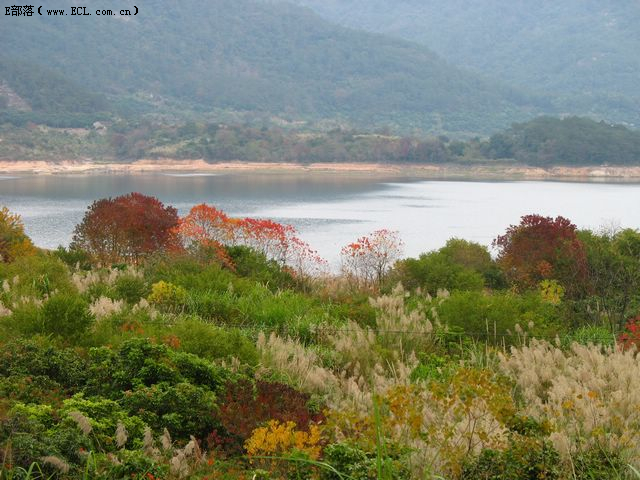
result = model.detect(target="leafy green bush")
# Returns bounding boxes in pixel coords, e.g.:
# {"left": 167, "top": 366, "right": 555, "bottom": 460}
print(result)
{"left": 573, "top": 447, "right": 626, "bottom": 480}
{"left": 42, "top": 293, "right": 94, "bottom": 339}
{"left": 113, "top": 275, "right": 148, "bottom": 305}
{"left": 85, "top": 338, "right": 229, "bottom": 395}
{"left": 0, "top": 338, "right": 88, "bottom": 389}
{"left": 392, "top": 250, "right": 485, "bottom": 294}
{"left": 170, "top": 317, "right": 259, "bottom": 365}
{"left": 0, "top": 253, "right": 74, "bottom": 298}
{"left": 461, "top": 436, "right": 560, "bottom": 480}
{"left": 435, "top": 290, "right": 563, "bottom": 342}
{"left": 3, "top": 300, "right": 43, "bottom": 336}
{"left": 227, "top": 245, "right": 294, "bottom": 290}
{"left": 121, "top": 382, "right": 217, "bottom": 439}
{"left": 61, "top": 394, "right": 147, "bottom": 450}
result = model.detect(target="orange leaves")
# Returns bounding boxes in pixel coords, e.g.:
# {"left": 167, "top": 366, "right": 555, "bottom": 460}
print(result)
{"left": 178, "top": 203, "right": 327, "bottom": 276}
{"left": 179, "top": 204, "right": 235, "bottom": 246}
{"left": 0, "top": 206, "right": 36, "bottom": 263}
{"left": 340, "top": 229, "right": 403, "bottom": 287}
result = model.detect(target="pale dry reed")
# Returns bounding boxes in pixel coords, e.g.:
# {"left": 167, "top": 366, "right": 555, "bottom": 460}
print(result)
{"left": 40, "top": 456, "right": 70, "bottom": 474}
{"left": 72, "top": 266, "right": 142, "bottom": 293}
{"left": 68, "top": 411, "right": 92, "bottom": 435}
{"left": 500, "top": 340, "right": 640, "bottom": 463}
{"left": 115, "top": 421, "right": 128, "bottom": 449}
{"left": 90, "top": 296, "right": 124, "bottom": 319}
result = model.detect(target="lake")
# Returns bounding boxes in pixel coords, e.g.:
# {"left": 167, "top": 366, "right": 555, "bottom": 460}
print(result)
{"left": 1, "top": 172, "right": 639, "bottom": 268}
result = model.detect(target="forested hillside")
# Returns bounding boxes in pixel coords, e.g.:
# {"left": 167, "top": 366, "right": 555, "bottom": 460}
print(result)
{"left": 0, "top": 0, "right": 545, "bottom": 134}
{"left": 288, "top": 0, "right": 640, "bottom": 127}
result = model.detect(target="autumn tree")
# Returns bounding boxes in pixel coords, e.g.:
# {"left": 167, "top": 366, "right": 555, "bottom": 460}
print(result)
{"left": 71, "top": 193, "right": 181, "bottom": 264}
{"left": 178, "top": 203, "right": 237, "bottom": 247}
{"left": 0, "top": 206, "right": 36, "bottom": 262}
{"left": 341, "top": 229, "right": 403, "bottom": 288}
{"left": 178, "top": 204, "right": 326, "bottom": 277}
{"left": 493, "top": 214, "right": 587, "bottom": 296}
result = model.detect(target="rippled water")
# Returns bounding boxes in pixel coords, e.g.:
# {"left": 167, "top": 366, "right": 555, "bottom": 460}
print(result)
{"left": 1, "top": 173, "right": 639, "bottom": 267}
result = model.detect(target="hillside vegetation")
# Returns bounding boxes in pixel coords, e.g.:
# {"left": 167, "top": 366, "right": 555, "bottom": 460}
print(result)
{"left": 0, "top": 0, "right": 545, "bottom": 134}
{"left": 290, "top": 0, "right": 640, "bottom": 127}
{"left": 2, "top": 199, "right": 640, "bottom": 478}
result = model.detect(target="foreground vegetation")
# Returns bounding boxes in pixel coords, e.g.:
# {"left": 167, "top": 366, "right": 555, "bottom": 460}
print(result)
{"left": 2, "top": 196, "right": 640, "bottom": 479}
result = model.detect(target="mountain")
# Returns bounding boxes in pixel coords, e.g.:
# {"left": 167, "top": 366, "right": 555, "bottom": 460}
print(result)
{"left": 286, "top": 0, "right": 640, "bottom": 127}
{"left": 0, "top": 0, "right": 549, "bottom": 135}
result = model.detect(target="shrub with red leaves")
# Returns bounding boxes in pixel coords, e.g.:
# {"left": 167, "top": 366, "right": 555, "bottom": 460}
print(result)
{"left": 209, "top": 379, "right": 324, "bottom": 454}
{"left": 618, "top": 315, "right": 640, "bottom": 351}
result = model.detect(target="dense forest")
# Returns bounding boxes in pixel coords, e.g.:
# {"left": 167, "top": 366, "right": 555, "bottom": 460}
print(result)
{"left": 2, "top": 116, "right": 639, "bottom": 167}
{"left": 2, "top": 197, "right": 640, "bottom": 479}
{"left": 289, "top": 0, "right": 640, "bottom": 128}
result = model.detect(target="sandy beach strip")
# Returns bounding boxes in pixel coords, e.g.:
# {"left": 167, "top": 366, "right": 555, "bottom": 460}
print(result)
{"left": 2, "top": 158, "right": 640, "bottom": 180}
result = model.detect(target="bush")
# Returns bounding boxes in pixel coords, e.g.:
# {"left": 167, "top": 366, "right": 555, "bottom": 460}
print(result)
{"left": 121, "top": 381, "right": 218, "bottom": 439}
{"left": 435, "top": 290, "right": 563, "bottom": 343}
{"left": 392, "top": 251, "right": 485, "bottom": 295}
{"left": 61, "top": 394, "right": 147, "bottom": 450}
{"left": 170, "top": 317, "right": 258, "bottom": 365}
{"left": 461, "top": 436, "right": 561, "bottom": 480}
{"left": 147, "top": 281, "right": 187, "bottom": 311}
{"left": 42, "top": 293, "right": 94, "bottom": 339}
{"left": 573, "top": 447, "right": 626, "bottom": 480}
{"left": 113, "top": 275, "right": 148, "bottom": 305}
{"left": 0, "top": 338, "right": 88, "bottom": 389}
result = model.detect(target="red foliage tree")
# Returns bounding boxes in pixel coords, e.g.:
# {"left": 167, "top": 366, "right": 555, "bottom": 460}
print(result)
{"left": 340, "top": 229, "right": 403, "bottom": 287}
{"left": 177, "top": 203, "right": 326, "bottom": 276}
{"left": 178, "top": 203, "right": 237, "bottom": 246}
{"left": 72, "top": 192, "right": 181, "bottom": 263}
{"left": 493, "top": 214, "right": 588, "bottom": 296}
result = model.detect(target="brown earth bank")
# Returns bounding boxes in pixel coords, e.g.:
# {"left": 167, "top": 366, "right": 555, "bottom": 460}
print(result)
{"left": 2, "top": 158, "right": 640, "bottom": 180}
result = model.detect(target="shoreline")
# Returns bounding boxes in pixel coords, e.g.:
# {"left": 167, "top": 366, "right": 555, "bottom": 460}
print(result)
{"left": 2, "top": 159, "right": 640, "bottom": 180}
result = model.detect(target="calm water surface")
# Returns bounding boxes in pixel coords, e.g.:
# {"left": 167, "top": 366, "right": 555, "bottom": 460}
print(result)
{"left": 1, "top": 173, "right": 639, "bottom": 267}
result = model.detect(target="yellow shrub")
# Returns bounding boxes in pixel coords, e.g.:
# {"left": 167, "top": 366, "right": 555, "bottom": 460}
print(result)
{"left": 245, "top": 420, "right": 322, "bottom": 460}
{"left": 147, "top": 281, "right": 187, "bottom": 310}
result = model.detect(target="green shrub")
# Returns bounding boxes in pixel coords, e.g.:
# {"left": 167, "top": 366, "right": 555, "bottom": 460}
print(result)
{"left": 227, "top": 245, "right": 294, "bottom": 290}
{"left": 171, "top": 317, "right": 259, "bottom": 365}
{"left": 121, "top": 381, "right": 218, "bottom": 439}
{"left": 113, "top": 275, "right": 148, "bottom": 305}
{"left": 435, "top": 290, "right": 563, "bottom": 343}
{"left": 61, "top": 394, "right": 147, "bottom": 450}
{"left": 53, "top": 245, "right": 92, "bottom": 270}
{"left": 573, "top": 447, "right": 626, "bottom": 480}
{"left": 392, "top": 251, "right": 485, "bottom": 294}
{"left": 85, "top": 338, "right": 229, "bottom": 395}
{"left": 0, "top": 253, "right": 74, "bottom": 298}
{"left": 462, "top": 436, "right": 561, "bottom": 480}
{"left": 565, "top": 325, "right": 616, "bottom": 348}
{"left": 3, "top": 300, "right": 43, "bottom": 336}
{"left": 0, "top": 338, "right": 88, "bottom": 389}
{"left": 42, "top": 293, "right": 94, "bottom": 339}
